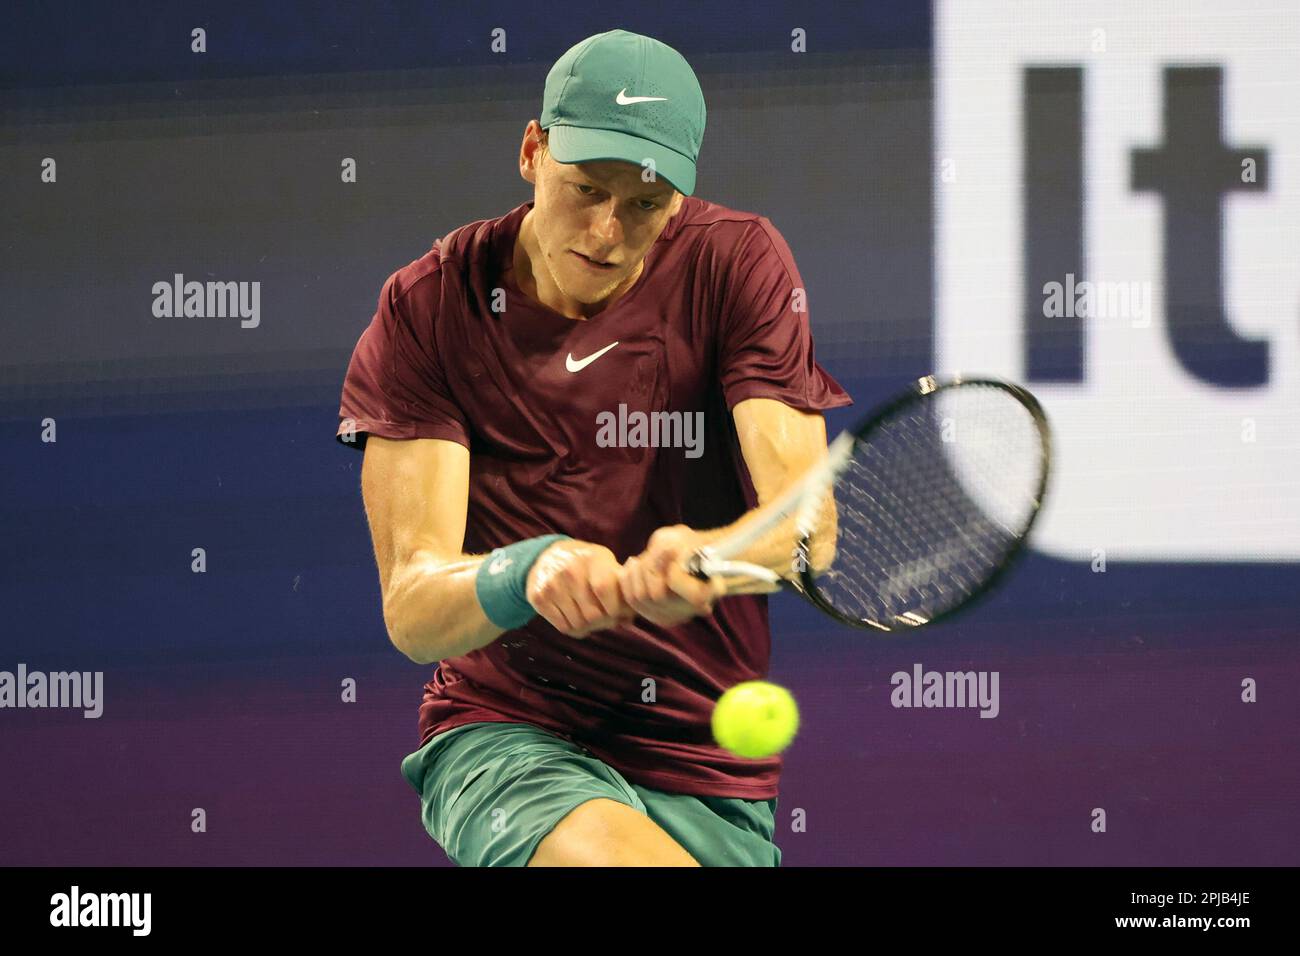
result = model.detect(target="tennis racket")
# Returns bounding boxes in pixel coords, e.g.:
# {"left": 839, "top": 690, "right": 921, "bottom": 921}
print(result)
{"left": 686, "top": 375, "right": 1052, "bottom": 631}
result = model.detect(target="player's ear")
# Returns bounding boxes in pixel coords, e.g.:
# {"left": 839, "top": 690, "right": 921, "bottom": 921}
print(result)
{"left": 520, "top": 122, "right": 544, "bottom": 185}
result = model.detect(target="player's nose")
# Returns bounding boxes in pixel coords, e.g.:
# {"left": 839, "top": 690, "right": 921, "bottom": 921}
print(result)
{"left": 589, "top": 200, "right": 623, "bottom": 247}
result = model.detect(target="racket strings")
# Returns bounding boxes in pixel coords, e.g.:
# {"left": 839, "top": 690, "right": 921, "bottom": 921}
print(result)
{"left": 809, "top": 384, "right": 1045, "bottom": 628}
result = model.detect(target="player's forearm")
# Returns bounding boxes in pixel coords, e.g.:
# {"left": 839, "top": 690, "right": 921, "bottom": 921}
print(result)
{"left": 383, "top": 551, "right": 503, "bottom": 664}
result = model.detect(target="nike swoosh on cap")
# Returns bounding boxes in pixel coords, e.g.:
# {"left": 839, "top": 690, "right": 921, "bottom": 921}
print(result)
{"left": 615, "top": 88, "right": 668, "bottom": 105}
{"left": 565, "top": 341, "right": 620, "bottom": 372}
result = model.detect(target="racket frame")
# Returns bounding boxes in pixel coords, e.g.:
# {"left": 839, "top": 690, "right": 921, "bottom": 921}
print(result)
{"left": 688, "top": 375, "right": 1053, "bottom": 632}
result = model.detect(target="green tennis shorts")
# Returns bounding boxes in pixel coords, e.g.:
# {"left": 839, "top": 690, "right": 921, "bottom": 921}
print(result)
{"left": 400, "top": 721, "right": 782, "bottom": 867}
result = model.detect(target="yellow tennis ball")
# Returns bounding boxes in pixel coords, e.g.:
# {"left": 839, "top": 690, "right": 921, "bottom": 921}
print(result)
{"left": 711, "top": 680, "right": 800, "bottom": 759}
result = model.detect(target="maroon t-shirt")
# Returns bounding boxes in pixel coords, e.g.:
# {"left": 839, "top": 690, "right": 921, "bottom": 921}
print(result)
{"left": 337, "top": 197, "right": 850, "bottom": 799}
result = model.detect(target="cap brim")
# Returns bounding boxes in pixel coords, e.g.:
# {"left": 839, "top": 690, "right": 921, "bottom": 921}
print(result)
{"left": 545, "top": 124, "right": 696, "bottom": 197}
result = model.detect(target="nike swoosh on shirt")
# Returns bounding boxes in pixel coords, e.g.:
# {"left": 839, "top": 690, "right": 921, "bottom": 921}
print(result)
{"left": 615, "top": 88, "right": 668, "bottom": 105}
{"left": 565, "top": 341, "right": 620, "bottom": 373}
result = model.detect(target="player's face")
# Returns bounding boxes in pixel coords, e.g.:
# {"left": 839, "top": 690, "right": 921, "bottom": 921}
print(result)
{"left": 532, "top": 150, "right": 683, "bottom": 305}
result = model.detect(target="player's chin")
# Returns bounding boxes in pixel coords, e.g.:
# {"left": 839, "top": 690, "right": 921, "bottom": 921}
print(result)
{"left": 568, "top": 271, "right": 623, "bottom": 297}
{"left": 566, "top": 257, "right": 623, "bottom": 280}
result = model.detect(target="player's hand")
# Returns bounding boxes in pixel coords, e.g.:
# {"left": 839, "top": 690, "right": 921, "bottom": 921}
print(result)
{"left": 619, "top": 525, "right": 725, "bottom": 627}
{"left": 526, "top": 540, "right": 636, "bottom": 638}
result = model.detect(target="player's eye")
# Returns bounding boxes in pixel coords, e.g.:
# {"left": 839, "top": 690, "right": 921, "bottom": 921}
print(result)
{"left": 636, "top": 199, "right": 659, "bottom": 211}
{"left": 574, "top": 183, "right": 596, "bottom": 196}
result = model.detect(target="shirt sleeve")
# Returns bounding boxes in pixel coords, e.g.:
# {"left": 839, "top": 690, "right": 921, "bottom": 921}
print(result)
{"left": 335, "top": 264, "right": 470, "bottom": 451}
{"left": 716, "top": 217, "right": 852, "bottom": 413}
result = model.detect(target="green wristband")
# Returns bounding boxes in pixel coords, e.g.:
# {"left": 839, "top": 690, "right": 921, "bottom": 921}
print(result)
{"left": 474, "top": 534, "right": 571, "bottom": 629}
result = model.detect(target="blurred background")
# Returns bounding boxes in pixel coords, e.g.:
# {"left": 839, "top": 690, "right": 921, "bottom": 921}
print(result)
{"left": 1, "top": 0, "right": 1295, "bottom": 865}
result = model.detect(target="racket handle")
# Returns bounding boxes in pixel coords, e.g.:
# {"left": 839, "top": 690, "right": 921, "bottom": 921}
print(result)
{"left": 685, "top": 549, "right": 711, "bottom": 581}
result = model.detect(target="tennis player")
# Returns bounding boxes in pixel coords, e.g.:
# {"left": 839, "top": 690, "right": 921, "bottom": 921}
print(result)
{"left": 337, "top": 29, "right": 850, "bottom": 866}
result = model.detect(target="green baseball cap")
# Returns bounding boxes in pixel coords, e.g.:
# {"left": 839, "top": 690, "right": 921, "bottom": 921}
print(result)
{"left": 540, "top": 30, "right": 706, "bottom": 196}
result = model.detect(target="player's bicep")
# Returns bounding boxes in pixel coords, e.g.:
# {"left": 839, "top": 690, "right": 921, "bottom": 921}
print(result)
{"left": 731, "top": 397, "right": 828, "bottom": 505}
{"left": 359, "top": 436, "right": 469, "bottom": 600}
